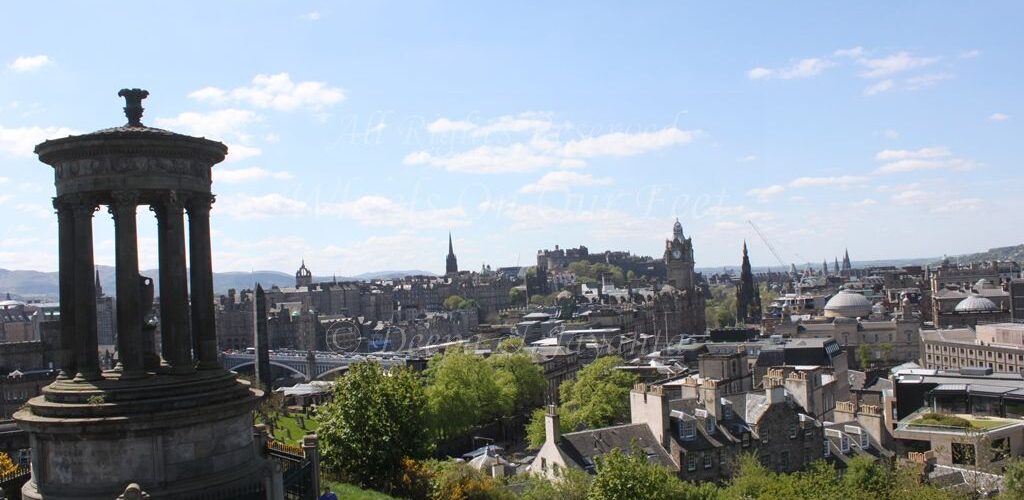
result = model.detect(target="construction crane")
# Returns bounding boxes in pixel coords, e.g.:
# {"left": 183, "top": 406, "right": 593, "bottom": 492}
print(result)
{"left": 747, "top": 220, "right": 789, "bottom": 273}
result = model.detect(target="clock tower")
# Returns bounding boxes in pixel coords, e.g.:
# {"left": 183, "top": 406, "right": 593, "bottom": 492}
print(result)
{"left": 664, "top": 219, "right": 695, "bottom": 290}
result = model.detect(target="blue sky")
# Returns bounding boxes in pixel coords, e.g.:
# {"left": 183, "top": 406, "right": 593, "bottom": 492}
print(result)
{"left": 0, "top": 2, "right": 1021, "bottom": 275}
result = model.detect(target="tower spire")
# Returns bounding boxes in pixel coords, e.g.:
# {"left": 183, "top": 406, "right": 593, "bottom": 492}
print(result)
{"left": 446, "top": 231, "right": 459, "bottom": 275}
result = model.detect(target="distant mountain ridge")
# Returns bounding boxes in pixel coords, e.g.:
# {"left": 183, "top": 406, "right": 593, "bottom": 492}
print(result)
{"left": 941, "top": 244, "right": 1024, "bottom": 265}
{"left": 0, "top": 267, "right": 436, "bottom": 299}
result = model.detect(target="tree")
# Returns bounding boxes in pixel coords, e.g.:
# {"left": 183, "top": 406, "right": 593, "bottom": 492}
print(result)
{"left": 527, "top": 356, "right": 637, "bottom": 449}
{"left": 488, "top": 351, "right": 546, "bottom": 412}
{"left": 520, "top": 468, "right": 593, "bottom": 500}
{"left": 445, "top": 295, "right": 479, "bottom": 311}
{"left": 857, "top": 344, "right": 874, "bottom": 368}
{"left": 0, "top": 451, "right": 17, "bottom": 476}
{"left": 425, "top": 348, "right": 505, "bottom": 439}
{"left": 316, "top": 362, "right": 430, "bottom": 491}
{"left": 1001, "top": 460, "right": 1024, "bottom": 499}
{"left": 589, "top": 448, "right": 696, "bottom": 500}
{"left": 497, "top": 336, "right": 525, "bottom": 353}
{"left": 716, "top": 308, "right": 736, "bottom": 328}
{"left": 509, "top": 288, "right": 527, "bottom": 307}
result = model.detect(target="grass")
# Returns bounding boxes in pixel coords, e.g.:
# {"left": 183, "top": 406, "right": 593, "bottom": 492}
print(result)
{"left": 911, "top": 412, "right": 1011, "bottom": 431}
{"left": 321, "top": 480, "right": 398, "bottom": 500}
{"left": 267, "top": 413, "right": 319, "bottom": 445}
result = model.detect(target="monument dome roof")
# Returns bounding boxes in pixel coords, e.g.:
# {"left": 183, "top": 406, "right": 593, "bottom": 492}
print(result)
{"left": 955, "top": 294, "right": 998, "bottom": 313}
{"left": 823, "top": 290, "right": 872, "bottom": 318}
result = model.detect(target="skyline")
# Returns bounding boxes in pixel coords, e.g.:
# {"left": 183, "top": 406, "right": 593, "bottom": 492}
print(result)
{"left": 1, "top": 2, "right": 1022, "bottom": 275}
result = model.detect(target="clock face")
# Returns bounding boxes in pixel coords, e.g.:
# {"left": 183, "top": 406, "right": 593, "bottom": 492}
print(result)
{"left": 672, "top": 249, "right": 682, "bottom": 259}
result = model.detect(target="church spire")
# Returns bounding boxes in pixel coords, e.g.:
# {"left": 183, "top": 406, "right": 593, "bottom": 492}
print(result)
{"left": 672, "top": 218, "right": 684, "bottom": 241}
{"left": 446, "top": 232, "right": 459, "bottom": 275}
{"left": 95, "top": 270, "right": 103, "bottom": 297}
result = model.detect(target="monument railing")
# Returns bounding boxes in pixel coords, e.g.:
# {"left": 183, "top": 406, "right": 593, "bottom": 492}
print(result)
{"left": 0, "top": 465, "right": 31, "bottom": 500}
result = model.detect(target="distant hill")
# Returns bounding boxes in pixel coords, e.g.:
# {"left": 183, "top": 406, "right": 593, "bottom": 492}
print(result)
{"left": 0, "top": 267, "right": 438, "bottom": 299}
{"left": 940, "top": 244, "right": 1024, "bottom": 265}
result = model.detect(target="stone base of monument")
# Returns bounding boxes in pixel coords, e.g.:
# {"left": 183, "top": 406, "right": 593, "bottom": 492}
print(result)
{"left": 14, "top": 370, "right": 281, "bottom": 500}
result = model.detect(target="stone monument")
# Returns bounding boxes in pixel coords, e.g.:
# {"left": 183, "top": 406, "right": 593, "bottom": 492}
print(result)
{"left": 15, "top": 89, "right": 281, "bottom": 499}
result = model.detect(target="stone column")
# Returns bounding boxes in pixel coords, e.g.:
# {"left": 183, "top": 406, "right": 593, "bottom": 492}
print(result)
{"left": 109, "top": 192, "right": 145, "bottom": 379}
{"left": 70, "top": 196, "right": 101, "bottom": 381}
{"left": 53, "top": 198, "right": 77, "bottom": 379}
{"left": 152, "top": 192, "right": 194, "bottom": 374}
{"left": 186, "top": 193, "right": 220, "bottom": 369}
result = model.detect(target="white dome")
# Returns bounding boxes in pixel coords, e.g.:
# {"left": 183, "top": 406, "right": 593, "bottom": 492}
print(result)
{"left": 824, "top": 290, "right": 872, "bottom": 318}
{"left": 955, "top": 294, "right": 998, "bottom": 313}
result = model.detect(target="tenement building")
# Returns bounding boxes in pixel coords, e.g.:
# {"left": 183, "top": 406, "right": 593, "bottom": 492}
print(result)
{"left": 530, "top": 381, "right": 824, "bottom": 481}
{"left": 921, "top": 322, "right": 1024, "bottom": 373}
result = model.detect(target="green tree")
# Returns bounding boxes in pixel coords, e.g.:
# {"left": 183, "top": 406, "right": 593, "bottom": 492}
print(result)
{"left": 716, "top": 308, "right": 736, "bottom": 327}
{"left": 1000, "top": 460, "right": 1024, "bottom": 499}
{"left": 497, "top": 336, "right": 525, "bottom": 353}
{"left": 425, "top": 348, "right": 505, "bottom": 439}
{"left": 527, "top": 356, "right": 637, "bottom": 448}
{"left": 589, "top": 448, "right": 694, "bottom": 500}
{"left": 509, "top": 288, "right": 527, "bottom": 307}
{"left": 488, "top": 351, "right": 546, "bottom": 412}
{"left": 857, "top": 344, "right": 874, "bottom": 368}
{"left": 445, "top": 295, "right": 479, "bottom": 311}
{"left": 316, "top": 362, "right": 430, "bottom": 491}
{"left": 520, "top": 468, "right": 593, "bottom": 500}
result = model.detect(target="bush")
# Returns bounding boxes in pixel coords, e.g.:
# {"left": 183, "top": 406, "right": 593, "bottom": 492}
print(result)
{"left": 916, "top": 412, "right": 972, "bottom": 428}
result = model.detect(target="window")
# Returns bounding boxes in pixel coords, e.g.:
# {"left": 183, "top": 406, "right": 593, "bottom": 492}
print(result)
{"left": 760, "top": 426, "right": 769, "bottom": 443}
{"left": 541, "top": 457, "right": 547, "bottom": 471}
{"left": 705, "top": 418, "right": 716, "bottom": 435}
{"left": 789, "top": 424, "right": 798, "bottom": 439}
{"left": 840, "top": 434, "right": 850, "bottom": 453}
{"left": 680, "top": 419, "right": 696, "bottom": 441}
{"left": 704, "top": 453, "right": 713, "bottom": 469}
{"left": 859, "top": 431, "right": 869, "bottom": 449}
{"left": 720, "top": 451, "right": 727, "bottom": 465}
{"left": 742, "top": 433, "right": 751, "bottom": 448}
{"left": 687, "top": 454, "right": 697, "bottom": 471}
{"left": 824, "top": 439, "right": 831, "bottom": 457}
{"left": 780, "top": 451, "right": 789, "bottom": 469}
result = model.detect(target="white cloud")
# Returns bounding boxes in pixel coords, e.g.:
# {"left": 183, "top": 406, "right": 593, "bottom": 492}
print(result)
{"left": 863, "top": 79, "right": 894, "bottom": 96}
{"left": 747, "top": 58, "right": 833, "bottom": 80}
{"left": 219, "top": 193, "right": 308, "bottom": 219}
{"left": 8, "top": 55, "right": 53, "bottom": 73}
{"left": 156, "top": 109, "right": 262, "bottom": 161}
{"left": 989, "top": 113, "right": 1010, "bottom": 122}
{"left": 905, "top": 73, "right": 954, "bottom": 90}
{"left": 404, "top": 143, "right": 560, "bottom": 174}
{"left": 318, "top": 195, "right": 468, "bottom": 228}
{"left": 300, "top": 11, "right": 321, "bottom": 21}
{"left": 214, "top": 167, "right": 294, "bottom": 184}
{"left": 427, "top": 118, "right": 477, "bottom": 134}
{"left": 891, "top": 190, "right": 929, "bottom": 205}
{"left": 189, "top": 73, "right": 345, "bottom": 112}
{"left": 833, "top": 47, "right": 865, "bottom": 58}
{"left": 872, "top": 148, "right": 981, "bottom": 174}
{"left": 0, "top": 124, "right": 78, "bottom": 156}
{"left": 156, "top": 109, "right": 258, "bottom": 140}
{"left": 875, "top": 146, "right": 950, "bottom": 162}
{"left": 15, "top": 203, "right": 52, "bottom": 218}
{"left": 789, "top": 176, "right": 869, "bottom": 188}
{"left": 746, "top": 185, "right": 785, "bottom": 202}
{"left": 857, "top": 52, "right": 939, "bottom": 78}
{"left": 850, "top": 198, "right": 877, "bottom": 208}
{"left": 960, "top": 49, "right": 982, "bottom": 59}
{"left": 406, "top": 116, "right": 698, "bottom": 174}
{"left": 561, "top": 127, "right": 698, "bottom": 157}
{"left": 882, "top": 129, "right": 900, "bottom": 139}
{"left": 519, "top": 171, "right": 613, "bottom": 193}
{"left": 740, "top": 155, "right": 759, "bottom": 162}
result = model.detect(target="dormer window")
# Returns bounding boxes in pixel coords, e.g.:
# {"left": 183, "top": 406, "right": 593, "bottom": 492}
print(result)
{"left": 824, "top": 439, "right": 831, "bottom": 457}
{"left": 859, "top": 431, "right": 869, "bottom": 449}
{"left": 760, "top": 426, "right": 770, "bottom": 443}
{"left": 723, "top": 403, "right": 734, "bottom": 420}
{"left": 840, "top": 434, "right": 850, "bottom": 453}
{"left": 705, "top": 417, "right": 716, "bottom": 435}
{"left": 789, "top": 424, "right": 797, "bottom": 439}
{"left": 679, "top": 419, "right": 696, "bottom": 441}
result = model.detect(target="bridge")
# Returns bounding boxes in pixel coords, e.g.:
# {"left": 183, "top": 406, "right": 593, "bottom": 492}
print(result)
{"left": 220, "top": 350, "right": 409, "bottom": 381}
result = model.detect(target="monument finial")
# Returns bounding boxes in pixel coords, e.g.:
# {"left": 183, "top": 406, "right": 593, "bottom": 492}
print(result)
{"left": 117, "top": 88, "right": 149, "bottom": 127}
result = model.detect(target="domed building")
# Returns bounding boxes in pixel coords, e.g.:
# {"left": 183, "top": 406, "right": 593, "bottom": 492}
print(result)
{"left": 954, "top": 294, "right": 998, "bottom": 313}
{"left": 823, "top": 289, "right": 873, "bottom": 319}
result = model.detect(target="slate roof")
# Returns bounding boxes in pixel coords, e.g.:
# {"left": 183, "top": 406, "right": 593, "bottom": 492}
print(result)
{"left": 559, "top": 423, "right": 678, "bottom": 472}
